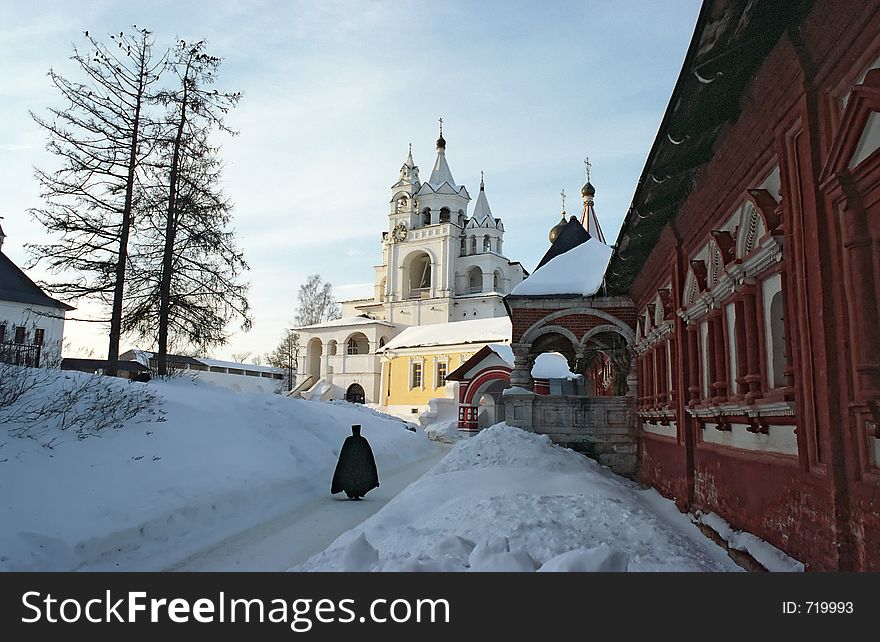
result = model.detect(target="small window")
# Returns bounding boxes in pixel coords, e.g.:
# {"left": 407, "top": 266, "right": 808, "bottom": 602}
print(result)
{"left": 440, "top": 207, "right": 451, "bottom": 222}
{"left": 33, "top": 328, "right": 45, "bottom": 346}
{"left": 411, "top": 361, "right": 423, "bottom": 388}
{"left": 436, "top": 361, "right": 447, "bottom": 388}
{"left": 470, "top": 236, "right": 477, "bottom": 254}
{"left": 460, "top": 236, "right": 467, "bottom": 256}
{"left": 422, "top": 208, "right": 431, "bottom": 225}
{"left": 347, "top": 338, "right": 360, "bottom": 355}
{"left": 378, "top": 337, "right": 386, "bottom": 348}
{"left": 14, "top": 326, "right": 26, "bottom": 344}
{"left": 483, "top": 235, "right": 491, "bottom": 252}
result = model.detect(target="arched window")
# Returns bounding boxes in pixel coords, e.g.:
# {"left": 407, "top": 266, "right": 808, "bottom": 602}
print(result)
{"left": 408, "top": 252, "right": 431, "bottom": 297}
{"left": 439, "top": 207, "right": 451, "bottom": 222}
{"left": 768, "top": 291, "right": 787, "bottom": 388}
{"left": 422, "top": 208, "right": 431, "bottom": 225}
{"left": 457, "top": 210, "right": 465, "bottom": 225}
{"left": 470, "top": 236, "right": 477, "bottom": 254}
{"left": 493, "top": 270, "right": 503, "bottom": 293}
{"left": 378, "top": 337, "right": 386, "bottom": 348}
{"left": 327, "top": 340, "right": 338, "bottom": 356}
{"left": 396, "top": 195, "right": 408, "bottom": 213}
{"left": 496, "top": 237, "right": 503, "bottom": 254}
{"left": 483, "top": 235, "right": 491, "bottom": 253}
{"left": 468, "top": 267, "right": 483, "bottom": 294}
{"left": 347, "top": 338, "right": 359, "bottom": 355}
{"left": 460, "top": 235, "right": 467, "bottom": 256}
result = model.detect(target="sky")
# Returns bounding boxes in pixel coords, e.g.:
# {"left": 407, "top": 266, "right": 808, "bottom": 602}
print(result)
{"left": 0, "top": 0, "right": 702, "bottom": 361}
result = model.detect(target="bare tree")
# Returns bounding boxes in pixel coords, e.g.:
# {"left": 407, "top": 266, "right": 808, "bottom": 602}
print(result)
{"left": 265, "top": 328, "right": 298, "bottom": 391}
{"left": 294, "top": 274, "right": 341, "bottom": 327}
{"left": 123, "top": 39, "right": 250, "bottom": 374}
{"left": 27, "top": 28, "right": 165, "bottom": 376}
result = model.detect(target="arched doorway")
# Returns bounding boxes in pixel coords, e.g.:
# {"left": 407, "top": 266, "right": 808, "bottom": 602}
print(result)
{"left": 476, "top": 379, "right": 508, "bottom": 428}
{"left": 345, "top": 383, "right": 365, "bottom": 404}
{"left": 306, "top": 337, "right": 323, "bottom": 381}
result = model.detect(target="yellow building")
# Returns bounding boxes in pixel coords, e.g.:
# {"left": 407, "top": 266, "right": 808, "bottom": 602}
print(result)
{"left": 378, "top": 317, "right": 510, "bottom": 420}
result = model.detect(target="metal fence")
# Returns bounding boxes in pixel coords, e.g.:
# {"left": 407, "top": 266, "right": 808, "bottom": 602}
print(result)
{"left": 0, "top": 343, "right": 41, "bottom": 368}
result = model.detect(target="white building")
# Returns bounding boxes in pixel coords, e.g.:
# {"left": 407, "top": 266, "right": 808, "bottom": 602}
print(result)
{"left": 294, "top": 127, "right": 527, "bottom": 405}
{"left": 0, "top": 225, "right": 73, "bottom": 366}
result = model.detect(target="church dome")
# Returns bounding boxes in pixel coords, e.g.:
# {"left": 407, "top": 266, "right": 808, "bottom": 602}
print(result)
{"left": 436, "top": 133, "right": 446, "bottom": 150}
{"left": 581, "top": 181, "right": 595, "bottom": 197}
{"left": 549, "top": 215, "right": 566, "bottom": 243}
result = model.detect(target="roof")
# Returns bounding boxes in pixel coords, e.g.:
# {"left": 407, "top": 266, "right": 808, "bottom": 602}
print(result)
{"left": 445, "top": 342, "right": 514, "bottom": 381}
{"left": 295, "top": 315, "right": 395, "bottom": 331}
{"left": 61, "top": 358, "right": 149, "bottom": 372}
{"left": 378, "top": 316, "right": 511, "bottom": 352}
{"left": 118, "top": 349, "right": 284, "bottom": 373}
{"left": 472, "top": 178, "right": 493, "bottom": 220}
{"left": 0, "top": 252, "right": 75, "bottom": 311}
{"left": 120, "top": 349, "right": 203, "bottom": 367}
{"left": 428, "top": 147, "right": 457, "bottom": 189}
{"left": 510, "top": 238, "right": 613, "bottom": 297}
{"left": 535, "top": 217, "right": 590, "bottom": 271}
{"left": 604, "top": 0, "right": 811, "bottom": 295}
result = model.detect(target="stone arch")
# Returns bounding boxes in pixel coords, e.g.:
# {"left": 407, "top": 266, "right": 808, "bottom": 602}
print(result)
{"left": 580, "top": 323, "right": 631, "bottom": 348}
{"left": 463, "top": 367, "right": 511, "bottom": 405}
{"left": 521, "top": 308, "right": 634, "bottom": 345}
{"left": 345, "top": 382, "right": 365, "bottom": 404}
{"left": 493, "top": 269, "right": 504, "bottom": 293}
{"left": 439, "top": 207, "right": 451, "bottom": 222}
{"left": 468, "top": 266, "right": 483, "bottom": 293}
{"left": 343, "top": 332, "right": 369, "bottom": 355}
{"left": 402, "top": 249, "right": 436, "bottom": 297}
{"left": 306, "top": 337, "right": 322, "bottom": 381}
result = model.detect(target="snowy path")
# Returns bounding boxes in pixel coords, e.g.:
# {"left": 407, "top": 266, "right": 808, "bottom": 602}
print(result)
{"left": 166, "top": 444, "right": 452, "bottom": 571}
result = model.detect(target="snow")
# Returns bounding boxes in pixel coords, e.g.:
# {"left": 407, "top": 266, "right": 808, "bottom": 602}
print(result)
{"left": 486, "top": 342, "right": 514, "bottom": 367}
{"left": 378, "top": 316, "right": 511, "bottom": 352}
{"left": 510, "top": 238, "right": 613, "bottom": 297}
{"left": 696, "top": 512, "right": 805, "bottom": 572}
{"left": 531, "top": 352, "right": 581, "bottom": 379}
{"left": 295, "top": 424, "right": 741, "bottom": 572}
{"left": 0, "top": 369, "right": 435, "bottom": 571}
{"left": 295, "top": 315, "right": 395, "bottom": 331}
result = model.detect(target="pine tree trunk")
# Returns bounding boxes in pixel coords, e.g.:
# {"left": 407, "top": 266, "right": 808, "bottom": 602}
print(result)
{"left": 156, "top": 62, "right": 191, "bottom": 376}
{"left": 106, "top": 37, "right": 148, "bottom": 378}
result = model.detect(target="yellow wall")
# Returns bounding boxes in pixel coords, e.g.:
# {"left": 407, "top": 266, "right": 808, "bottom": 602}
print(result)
{"left": 383, "top": 348, "right": 479, "bottom": 407}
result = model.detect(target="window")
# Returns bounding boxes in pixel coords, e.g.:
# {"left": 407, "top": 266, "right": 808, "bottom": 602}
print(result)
{"left": 422, "top": 208, "right": 431, "bottom": 225}
{"left": 440, "top": 207, "right": 450, "bottom": 222}
{"left": 460, "top": 236, "right": 467, "bottom": 256}
{"left": 494, "top": 270, "right": 502, "bottom": 293}
{"left": 347, "top": 338, "right": 358, "bottom": 355}
{"left": 436, "top": 361, "right": 447, "bottom": 388}
{"left": 410, "top": 361, "right": 423, "bottom": 388}
{"left": 468, "top": 267, "right": 482, "bottom": 294}
{"left": 378, "top": 337, "right": 386, "bottom": 348}
{"left": 14, "top": 326, "right": 26, "bottom": 344}
{"left": 470, "top": 236, "right": 477, "bottom": 254}
{"left": 483, "top": 235, "right": 491, "bottom": 252}
{"left": 33, "top": 328, "right": 45, "bottom": 346}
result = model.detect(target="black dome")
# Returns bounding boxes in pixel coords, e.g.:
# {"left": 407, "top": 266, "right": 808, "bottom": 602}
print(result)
{"left": 581, "top": 181, "right": 595, "bottom": 197}
{"left": 436, "top": 134, "right": 446, "bottom": 149}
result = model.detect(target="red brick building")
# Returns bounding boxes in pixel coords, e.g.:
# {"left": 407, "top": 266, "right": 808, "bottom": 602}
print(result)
{"left": 602, "top": 0, "right": 880, "bottom": 570}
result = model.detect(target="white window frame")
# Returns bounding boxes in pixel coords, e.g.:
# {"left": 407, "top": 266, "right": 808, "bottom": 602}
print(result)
{"left": 435, "top": 359, "right": 448, "bottom": 389}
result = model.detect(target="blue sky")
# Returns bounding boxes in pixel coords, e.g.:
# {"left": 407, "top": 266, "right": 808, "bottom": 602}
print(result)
{"left": 0, "top": 0, "right": 701, "bottom": 360}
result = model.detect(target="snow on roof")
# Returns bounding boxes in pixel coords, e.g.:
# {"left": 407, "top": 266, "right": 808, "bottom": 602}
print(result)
{"left": 487, "top": 343, "right": 514, "bottom": 367}
{"left": 197, "top": 357, "right": 284, "bottom": 373}
{"left": 295, "top": 315, "right": 395, "bottom": 331}
{"left": 379, "top": 317, "right": 511, "bottom": 352}
{"left": 510, "top": 238, "right": 613, "bottom": 297}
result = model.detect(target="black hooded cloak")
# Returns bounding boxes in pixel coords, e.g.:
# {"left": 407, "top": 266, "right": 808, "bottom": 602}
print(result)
{"left": 331, "top": 425, "right": 379, "bottom": 499}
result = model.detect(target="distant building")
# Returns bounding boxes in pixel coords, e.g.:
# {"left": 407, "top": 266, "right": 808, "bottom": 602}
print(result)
{"left": 293, "top": 126, "right": 527, "bottom": 405}
{"left": 119, "top": 350, "right": 285, "bottom": 394}
{"left": 377, "top": 316, "right": 511, "bottom": 421}
{"left": 0, "top": 225, "right": 74, "bottom": 367}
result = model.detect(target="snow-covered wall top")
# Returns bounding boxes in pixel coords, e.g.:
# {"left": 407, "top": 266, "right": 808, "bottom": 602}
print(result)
{"left": 511, "top": 239, "right": 613, "bottom": 297}
{"left": 531, "top": 352, "right": 580, "bottom": 379}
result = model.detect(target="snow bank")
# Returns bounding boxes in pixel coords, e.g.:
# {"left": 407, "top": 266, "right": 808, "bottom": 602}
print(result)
{"left": 531, "top": 352, "right": 581, "bottom": 379}
{"left": 695, "top": 512, "right": 805, "bottom": 572}
{"left": 0, "top": 372, "right": 434, "bottom": 571}
{"left": 295, "top": 424, "right": 740, "bottom": 572}
{"left": 510, "top": 238, "right": 612, "bottom": 297}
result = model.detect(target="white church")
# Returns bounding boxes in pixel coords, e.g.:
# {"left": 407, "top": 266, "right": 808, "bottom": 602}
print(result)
{"left": 293, "top": 126, "right": 526, "bottom": 406}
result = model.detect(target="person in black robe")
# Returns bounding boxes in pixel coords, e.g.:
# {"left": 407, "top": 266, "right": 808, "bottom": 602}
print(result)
{"left": 331, "top": 424, "right": 379, "bottom": 500}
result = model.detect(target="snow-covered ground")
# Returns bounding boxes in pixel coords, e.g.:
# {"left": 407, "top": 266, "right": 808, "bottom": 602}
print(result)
{"left": 295, "top": 424, "right": 743, "bottom": 572}
{"left": 2, "top": 369, "right": 797, "bottom": 573}
{"left": 0, "top": 371, "right": 436, "bottom": 571}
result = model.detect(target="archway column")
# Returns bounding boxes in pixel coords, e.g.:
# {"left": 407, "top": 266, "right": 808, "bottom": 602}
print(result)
{"left": 509, "top": 343, "right": 534, "bottom": 390}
